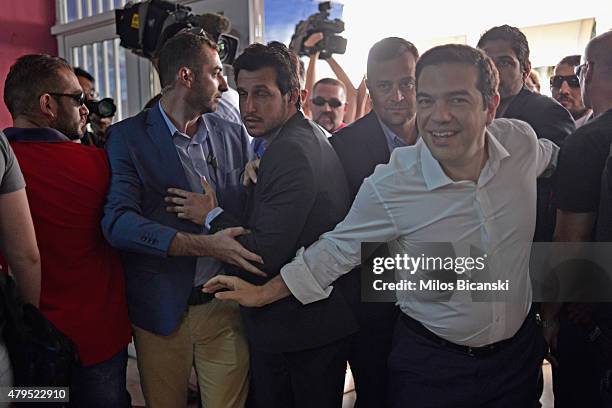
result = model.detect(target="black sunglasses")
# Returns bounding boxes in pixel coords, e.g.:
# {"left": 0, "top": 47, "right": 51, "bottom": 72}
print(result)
{"left": 550, "top": 75, "right": 580, "bottom": 89}
{"left": 311, "top": 96, "right": 343, "bottom": 108}
{"left": 48, "top": 91, "right": 86, "bottom": 106}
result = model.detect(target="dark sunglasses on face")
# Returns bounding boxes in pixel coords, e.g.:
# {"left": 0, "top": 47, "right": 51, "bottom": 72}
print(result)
{"left": 48, "top": 91, "right": 86, "bottom": 106}
{"left": 550, "top": 75, "right": 580, "bottom": 89}
{"left": 311, "top": 96, "right": 343, "bottom": 108}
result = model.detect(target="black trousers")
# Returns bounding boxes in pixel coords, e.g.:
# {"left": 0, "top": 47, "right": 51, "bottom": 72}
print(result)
{"left": 388, "top": 313, "right": 547, "bottom": 408}
{"left": 348, "top": 303, "right": 398, "bottom": 408}
{"left": 552, "top": 309, "right": 605, "bottom": 408}
{"left": 247, "top": 337, "right": 350, "bottom": 408}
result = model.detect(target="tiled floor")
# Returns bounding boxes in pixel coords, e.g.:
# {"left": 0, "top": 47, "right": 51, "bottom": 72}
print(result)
{"left": 126, "top": 357, "right": 554, "bottom": 407}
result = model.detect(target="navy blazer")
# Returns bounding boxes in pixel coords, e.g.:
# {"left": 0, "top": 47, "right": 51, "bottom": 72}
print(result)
{"left": 101, "top": 104, "right": 253, "bottom": 335}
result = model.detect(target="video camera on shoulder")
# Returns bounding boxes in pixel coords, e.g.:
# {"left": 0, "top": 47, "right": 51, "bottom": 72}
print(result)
{"left": 115, "top": 0, "right": 239, "bottom": 64}
{"left": 289, "top": 1, "right": 347, "bottom": 59}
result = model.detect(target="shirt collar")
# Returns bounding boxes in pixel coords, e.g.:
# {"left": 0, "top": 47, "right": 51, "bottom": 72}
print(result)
{"left": 158, "top": 101, "right": 208, "bottom": 145}
{"left": 419, "top": 128, "right": 510, "bottom": 191}
{"left": 376, "top": 113, "right": 409, "bottom": 150}
{"left": 3, "top": 127, "right": 70, "bottom": 143}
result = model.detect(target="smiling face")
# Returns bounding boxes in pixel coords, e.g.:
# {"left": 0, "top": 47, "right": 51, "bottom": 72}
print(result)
{"left": 236, "top": 66, "right": 296, "bottom": 138}
{"left": 417, "top": 63, "right": 498, "bottom": 173}
{"left": 367, "top": 51, "right": 417, "bottom": 130}
{"left": 480, "top": 39, "right": 528, "bottom": 100}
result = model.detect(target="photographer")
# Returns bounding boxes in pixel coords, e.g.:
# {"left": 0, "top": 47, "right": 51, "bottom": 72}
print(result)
{"left": 304, "top": 32, "right": 357, "bottom": 125}
{"left": 74, "top": 67, "right": 114, "bottom": 147}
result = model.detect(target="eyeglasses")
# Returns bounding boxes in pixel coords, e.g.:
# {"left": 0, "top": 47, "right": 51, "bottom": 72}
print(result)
{"left": 311, "top": 96, "right": 343, "bottom": 108}
{"left": 48, "top": 92, "right": 86, "bottom": 106}
{"left": 550, "top": 75, "right": 580, "bottom": 89}
{"left": 575, "top": 63, "right": 588, "bottom": 77}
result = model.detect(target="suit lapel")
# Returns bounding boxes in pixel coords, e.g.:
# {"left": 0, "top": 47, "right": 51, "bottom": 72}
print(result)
{"left": 145, "top": 105, "right": 191, "bottom": 192}
{"left": 363, "top": 111, "right": 391, "bottom": 165}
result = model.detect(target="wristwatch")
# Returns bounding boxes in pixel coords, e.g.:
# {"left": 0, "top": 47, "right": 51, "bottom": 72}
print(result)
{"left": 536, "top": 313, "right": 558, "bottom": 328}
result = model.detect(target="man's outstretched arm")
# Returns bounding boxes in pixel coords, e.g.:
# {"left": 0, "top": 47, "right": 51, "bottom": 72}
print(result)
{"left": 204, "top": 176, "right": 399, "bottom": 305}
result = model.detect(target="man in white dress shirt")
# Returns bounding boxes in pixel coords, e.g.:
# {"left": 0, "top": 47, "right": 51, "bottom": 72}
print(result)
{"left": 205, "top": 44, "right": 558, "bottom": 407}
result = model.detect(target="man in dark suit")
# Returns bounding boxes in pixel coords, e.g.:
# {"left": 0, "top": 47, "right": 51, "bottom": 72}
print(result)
{"left": 205, "top": 42, "right": 358, "bottom": 408}
{"left": 328, "top": 37, "right": 419, "bottom": 407}
{"left": 102, "top": 32, "right": 260, "bottom": 408}
{"left": 478, "top": 24, "right": 575, "bottom": 242}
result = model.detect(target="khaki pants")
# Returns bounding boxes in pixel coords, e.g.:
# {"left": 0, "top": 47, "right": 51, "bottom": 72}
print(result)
{"left": 132, "top": 299, "right": 249, "bottom": 408}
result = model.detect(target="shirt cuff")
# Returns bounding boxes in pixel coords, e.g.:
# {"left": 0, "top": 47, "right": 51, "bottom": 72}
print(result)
{"left": 205, "top": 207, "right": 224, "bottom": 230}
{"left": 280, "top": 247, "right": 333, "bottom": 305}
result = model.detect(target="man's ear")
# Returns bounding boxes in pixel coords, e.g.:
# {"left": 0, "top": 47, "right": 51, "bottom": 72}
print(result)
{"left": 177, "top": 67, "right": 194, "bottom": 88}
{"left": 584, "top": 61, "right": 594, "bottom": 84}
{"left": 522, "top": 60, "right": 532, "bottom": 82}
{"left": 486, "top": 92, "right": 500, "bottom": 125}
{"left": 288, "top": 87, "right": 300, "bottom": 106}
{"left": 39, "top": 94, "right": 55, "bottom": 119}
{"left": 300, "top": 89, "right": 309, "bottom": 105}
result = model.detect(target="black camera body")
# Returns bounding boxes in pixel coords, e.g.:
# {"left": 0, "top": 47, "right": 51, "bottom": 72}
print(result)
{"left": 115, "top": 0, "right": 239, "bottom": 64}
{"left": 289, "top": 1, "right": 347, "bottom": 59}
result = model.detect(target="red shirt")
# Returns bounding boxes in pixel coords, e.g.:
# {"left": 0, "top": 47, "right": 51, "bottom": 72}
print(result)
{"left": 5, "top": 127, "right": 131, "bottom": 366}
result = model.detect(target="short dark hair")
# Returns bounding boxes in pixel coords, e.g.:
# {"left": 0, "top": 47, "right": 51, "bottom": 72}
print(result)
{"left": 558, "top": 55, "right": 581, "bottom": 68}
{"left": 74, "top": 67, "right": 94, "bottom": 82}
{"left": 4, "top": 54, "right": 73, "bottom": 117}
{"left": 416, "top": 44, "right": 499, "bottom": 107}
{"left": 157, "top": 31, "right": 217, "bottom": 88}
{"left": 313, "top": 77, "right": 347, "bottom": 100}
{"left": 367, "top": 37, "right": 419, "bottom": 79}
{"left": 233, "top": 41, "right": 301, "bottom": 109}
{"left": 477, "top": 25, "right": 530, "bottom": 72}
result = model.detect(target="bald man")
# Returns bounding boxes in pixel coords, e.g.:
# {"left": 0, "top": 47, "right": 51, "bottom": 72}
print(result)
{"left": 547, "top": 31, "right": 612, "bottom": 407}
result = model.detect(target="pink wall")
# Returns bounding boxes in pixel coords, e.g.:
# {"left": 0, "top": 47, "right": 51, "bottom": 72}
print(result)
{"left": 0, "top": 1, "right": 56, "bottom": 128}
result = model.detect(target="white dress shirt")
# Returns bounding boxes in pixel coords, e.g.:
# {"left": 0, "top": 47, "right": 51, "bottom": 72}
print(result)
{"left": 280, "top": 118, "right": 559, "bottom": 347}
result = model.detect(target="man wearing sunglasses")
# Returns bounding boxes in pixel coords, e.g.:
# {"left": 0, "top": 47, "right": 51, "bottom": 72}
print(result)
{"left": 551, "top": 55, "right": 592, "bottom": 128}
{"left": 3, "top": 54, "right": 132, "bottom": 407}
{"left": 310, "top": 78, "right": 348, "bottom": 133}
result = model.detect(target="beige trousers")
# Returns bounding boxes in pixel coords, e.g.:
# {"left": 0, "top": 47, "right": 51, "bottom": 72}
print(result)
{"left": 132, "top": 299, "right": 249, "bottom": 408}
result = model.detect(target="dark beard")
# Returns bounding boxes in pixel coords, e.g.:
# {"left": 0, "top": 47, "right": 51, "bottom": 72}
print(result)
{"left": 52, "top": 119, "right": 82, "bottom": 140}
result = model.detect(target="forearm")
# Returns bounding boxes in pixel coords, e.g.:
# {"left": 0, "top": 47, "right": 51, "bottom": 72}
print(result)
{"left": 305, "top": 52, "right": 319, "bottom": 96}
{"left": 9, "top": 255, "right": 41, "bottom": 307}
{"left": 168, "top": 232, "right": 211, "bottom": 257}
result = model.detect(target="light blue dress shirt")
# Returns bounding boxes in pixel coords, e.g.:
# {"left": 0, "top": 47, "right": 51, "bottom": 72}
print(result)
{"left": 159, "top": 102, "right": 224, "bottom": 286}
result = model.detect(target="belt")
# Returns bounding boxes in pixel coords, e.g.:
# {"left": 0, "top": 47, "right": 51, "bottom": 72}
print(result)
{"left": 187, "top": 286, "right": 214, "bottom": 306}
{"left": 400, "top": 310, "right": 534, "bottom": 358}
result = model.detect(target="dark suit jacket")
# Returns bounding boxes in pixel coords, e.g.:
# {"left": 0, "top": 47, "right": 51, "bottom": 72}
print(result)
{"left": 330, "top": 111, "right": 399, "bottom": 329}
{"left": 330, "top": 111, "right": 391, "bottom": 200}
{"left": 211, "top": 111, "right": 359, "bottom": 353}
{"left": 102, "top": 104, "right": 253, "bottom": 335}
{"left": 499, "top": 87, "right": 575, "bottom": 241}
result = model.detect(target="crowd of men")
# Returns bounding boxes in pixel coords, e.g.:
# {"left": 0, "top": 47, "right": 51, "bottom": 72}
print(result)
{"left": 0, "top": 20, "right": 611, "bottom": 408}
